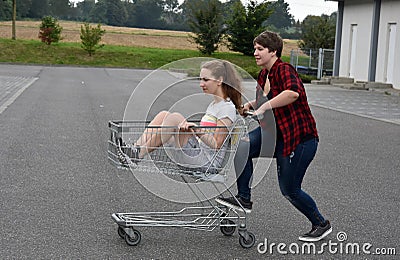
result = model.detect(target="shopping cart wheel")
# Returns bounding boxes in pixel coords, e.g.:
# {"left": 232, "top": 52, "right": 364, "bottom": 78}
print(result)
{"left": 220, "top": 219, "right": 236, "bottom": 236}
{"left": 117, "top": 226, "right": 126, "bottom": 239}
{"left": 124, "top": 228, "right": 141, "bottom": 246}
{"left": 239, "top": 231, "right": 255, "bottom": 248}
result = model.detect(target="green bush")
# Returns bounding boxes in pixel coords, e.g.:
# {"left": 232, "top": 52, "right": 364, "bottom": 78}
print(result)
{"left": 299, "top": 73, "right": 317, "bottom": 83}
{"left": 38, "top": 16, "right": 63, "bottom": 45}
{"left": 80, "top": 23, "right": 106, "bottom": 56}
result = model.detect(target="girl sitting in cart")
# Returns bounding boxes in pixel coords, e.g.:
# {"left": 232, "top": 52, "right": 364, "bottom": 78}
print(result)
{"left": 118, "top": 60, "right": 243, "bottom": 173}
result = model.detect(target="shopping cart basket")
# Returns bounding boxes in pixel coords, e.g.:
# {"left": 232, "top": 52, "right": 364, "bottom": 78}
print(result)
{"left": 107, "top": 117, "right": 256, "bottom": 248}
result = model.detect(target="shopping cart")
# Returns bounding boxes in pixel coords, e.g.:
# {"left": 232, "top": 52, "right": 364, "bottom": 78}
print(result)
{"left": 107, "top": 117, "right": 257, "bottom": 248}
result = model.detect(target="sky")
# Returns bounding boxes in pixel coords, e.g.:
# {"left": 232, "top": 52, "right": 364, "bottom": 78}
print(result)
{"left": 189, "top": 0, "right": 338, "bottom": 21}
{"left": 271, "top": 0, "right": 337, "bottom": 21}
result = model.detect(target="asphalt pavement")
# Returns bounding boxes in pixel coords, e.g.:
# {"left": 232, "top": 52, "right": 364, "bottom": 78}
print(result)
{"left": 0, "top": 64, "right": 399, "bottom": 259}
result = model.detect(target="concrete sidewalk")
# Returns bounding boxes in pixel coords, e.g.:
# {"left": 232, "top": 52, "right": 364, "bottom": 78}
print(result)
{"left": 305, "top": 84, "right": 400, "bottom": 125}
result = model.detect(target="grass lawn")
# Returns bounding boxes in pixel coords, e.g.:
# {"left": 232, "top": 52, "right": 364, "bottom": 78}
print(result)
{"left": 1, "top": 38, "right": 291, "bottom": 78}
{"left": 0, "top": 20, "right": 315, "bottom": 80}
{"left": 0, "top": 37, "right": 316, "bottom": 81}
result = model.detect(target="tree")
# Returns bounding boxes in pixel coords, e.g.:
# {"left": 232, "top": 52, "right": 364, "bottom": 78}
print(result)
{"left": 265, "top": 0, "right": 293, "bottom": 30}
{"left": 12, "top": 0, "right": 16, "bottom": 39}
{"left": 105, "top": 0, "right": 127, "bottom": 26}
{"left": 88, "top": 0, "right": 107, "bottom": 24}
{"left": 0, "top": 0, "right": 12, "bottom": 21}
{"left": 160, "top": 0, "right": 190, "bottom": 30}
{"left": 226, "top": 0, "right": 272, "bottom": 56}
{"left": 177, "top": 0, "right": 198, "bottom": 31}
{"left": 221, "top": 0, "right": 241, "bottom": 20}
{"left": 49, "top": 0, "right": 72, "bottom": 19}
{"left": 0, "top": 0, "right": 17, "bottom": 39}
{"left": 17, "top": 0, "right": 32, "bottom": 18}
{"left": 162, "top": 0, "right": 180, "bottom": 23}
{"left": 75, "top": 0, "right": 96, "bottom": 21}
{"left": 299, "top": 13, "right": 336, "bottom": 50}
{"left": 123, "top": 1, "right": 136, "bottom": 27}
{"left": 80, "top": 23, "right": 105, "bottom": 56}
{"left": 134, "top": 0, "right": 165, "bottom": 29}
{"left": 38, "top": 15, "right": 63, "bottom": 45}
{"left": 187, "top": 0, "right": 225, "bottom": 55}
{"left": 29, "top": 0, "right": 49, "bottom": 18}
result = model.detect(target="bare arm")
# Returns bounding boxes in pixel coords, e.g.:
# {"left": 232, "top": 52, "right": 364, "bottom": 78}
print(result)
{"left": 254, "top": 90, "right": 299, "bottom": 115}
{"left": 182, "top": 118, "right": 232, "bottom": 149}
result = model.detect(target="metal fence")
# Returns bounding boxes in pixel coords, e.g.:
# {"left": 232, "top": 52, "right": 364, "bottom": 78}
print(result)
{"left": 290, "top": 48, "right": 334, "bottom": 79}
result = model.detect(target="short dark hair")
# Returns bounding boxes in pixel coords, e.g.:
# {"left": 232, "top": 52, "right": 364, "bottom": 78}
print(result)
{"left": 253, "top": 31, "right": 283, "bottom": 58}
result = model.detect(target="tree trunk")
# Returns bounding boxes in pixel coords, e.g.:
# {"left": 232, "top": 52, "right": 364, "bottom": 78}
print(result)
{"left": 12, "top": 0, "right": 16, "bottom": 40}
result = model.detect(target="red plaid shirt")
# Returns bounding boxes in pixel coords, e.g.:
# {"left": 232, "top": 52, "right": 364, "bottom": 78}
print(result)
{"left": 256, "top": 58, "right": 318, "bottom": 157}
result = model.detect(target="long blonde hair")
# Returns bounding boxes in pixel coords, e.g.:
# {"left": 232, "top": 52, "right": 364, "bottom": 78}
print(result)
{"left": 201, "top": 60, "right": 242, "bottom": 110}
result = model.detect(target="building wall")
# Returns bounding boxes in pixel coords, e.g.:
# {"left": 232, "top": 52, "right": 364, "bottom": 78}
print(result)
{"left": 337, "top": 0, "right": 400, "bottom": 89}
{"left": 376, "top": 0, "right": 400, "bottom": 89}
{"left": 339, "top": 0, "right": 374, "bottom": 81}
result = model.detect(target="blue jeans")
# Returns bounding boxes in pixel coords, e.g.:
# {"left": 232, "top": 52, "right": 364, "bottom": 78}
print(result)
{"left": 235, "top": 127, "right": 274, "bottom": 200}
{"left": 235, "top": 127, "right": 326, "bottom": 226}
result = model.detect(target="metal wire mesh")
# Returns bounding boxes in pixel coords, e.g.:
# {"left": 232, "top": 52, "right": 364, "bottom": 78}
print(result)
{"left": 107, "top": 119, "right": 248, "bottom": 182}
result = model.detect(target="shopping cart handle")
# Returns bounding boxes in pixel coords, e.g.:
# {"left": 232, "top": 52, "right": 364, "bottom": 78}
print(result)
{"left": 244, "top": 111, "right": 264, "bottom": 121}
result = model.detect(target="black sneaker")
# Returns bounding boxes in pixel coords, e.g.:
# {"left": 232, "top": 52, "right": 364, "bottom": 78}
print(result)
{"left": 116, "top": 138, "right": 141, "bottom": 167}
{"left": 298, "top": 220, "right": 332, "bottom": 242}
{"left": 215, "top": 195, "right": 253, "bottom": 213}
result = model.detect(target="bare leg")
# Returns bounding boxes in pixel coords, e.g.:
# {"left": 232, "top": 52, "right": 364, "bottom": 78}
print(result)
{"left": 136, "top": 111, "right": 193, "bottom": 157}
{"left": 135, "top": 110, "right": 171, "bottom": 148}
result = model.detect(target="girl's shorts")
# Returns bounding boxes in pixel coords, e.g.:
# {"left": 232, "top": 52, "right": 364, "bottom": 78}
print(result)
{"left": 168, "top": 136, "right": 225, "bottom": 173}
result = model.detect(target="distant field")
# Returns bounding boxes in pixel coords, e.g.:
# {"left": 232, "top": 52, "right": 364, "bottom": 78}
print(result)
{"left": 0, "top": 20, "right": 300, "bottom": 56}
